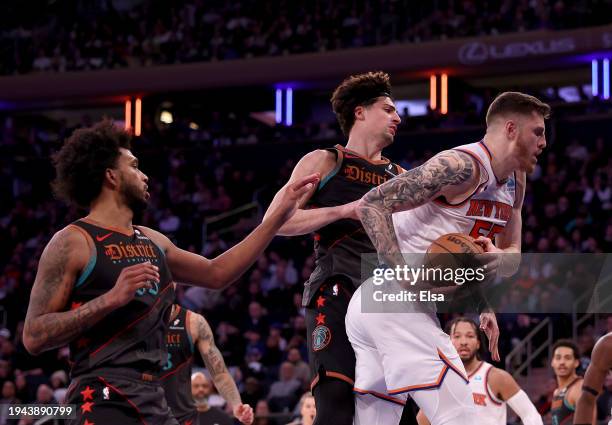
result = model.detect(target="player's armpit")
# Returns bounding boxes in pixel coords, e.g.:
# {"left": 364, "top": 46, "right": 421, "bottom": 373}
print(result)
{"left": 23, "top": 227, "right": 106, "bottom": 354}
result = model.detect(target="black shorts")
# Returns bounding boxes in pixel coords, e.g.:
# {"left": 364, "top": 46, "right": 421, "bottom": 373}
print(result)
{"left": 66, "top": 373, "right": 178, "bottom": 425}
{"left": 305, "top": 276, "right": 356, "bottom": 390}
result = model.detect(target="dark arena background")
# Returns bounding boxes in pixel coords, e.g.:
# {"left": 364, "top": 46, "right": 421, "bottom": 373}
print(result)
{"left": 0, "top": 1, "right": 611, "bottom": 424}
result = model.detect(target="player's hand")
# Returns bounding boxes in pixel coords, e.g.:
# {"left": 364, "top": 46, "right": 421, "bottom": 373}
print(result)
{"left": 265, "top": 173, "right": 320, "bottom": 225}
{"left": 233, "top": 403, "right": 254, "bottom": 425}
{"left": 479, "top": 311, "right": 500, "bottom": 362}
{"left": 474, "top": 236, "right": 503, "bottom": 280}
{"left": 105, "top": 261, "right": 159, "bottom": 308}
{"left": 341, "top": 199, "right": 360, "bottom": 220}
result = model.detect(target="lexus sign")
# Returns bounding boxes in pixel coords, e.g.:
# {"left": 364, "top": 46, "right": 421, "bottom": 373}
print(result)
{"left": 458, "top": 38, "right": 576, "bottom": 65}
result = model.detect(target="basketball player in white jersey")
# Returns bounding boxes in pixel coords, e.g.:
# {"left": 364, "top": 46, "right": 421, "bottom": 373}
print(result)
{"left": 346, "top": 91, "right": 550, "bottom": 425}
{"left": 416, "top": 317, "right": 543, "bottom": 425}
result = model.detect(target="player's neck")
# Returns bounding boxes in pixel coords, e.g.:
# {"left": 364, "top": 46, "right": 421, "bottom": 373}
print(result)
{"left": 345, "top": 135, "right": 383, "bottom": 161}
{"left": 87, "top": 195, "right": 134, "bottom": 232}
{"left": 482, "top": 134, "right": 518, "bottom": 181}
{"left": 556, "top": 372, "right": 578, "bottom": 389}
{"left": 464, "top": 358, "right": 482, "bottom": 376}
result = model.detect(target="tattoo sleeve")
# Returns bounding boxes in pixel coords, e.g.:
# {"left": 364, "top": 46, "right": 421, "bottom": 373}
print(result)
{"left": 24, "top": 230, "right": 116, "bottom": 354}
{"left": 197, "top": 315, "right": 242, "bottom": 408}
{"left": 358, "top": 150, "right": 474, "bottom": 266}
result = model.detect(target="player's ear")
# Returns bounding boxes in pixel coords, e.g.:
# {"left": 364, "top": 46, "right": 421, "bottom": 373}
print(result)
{"left": 505, "top": 119, "right": 518, "bottom": 141}
{"left": 104, "top": 167, "right": 120, "bottom": 189}
{"left": 354, "top": 105, "right": 366, "bottom": 122}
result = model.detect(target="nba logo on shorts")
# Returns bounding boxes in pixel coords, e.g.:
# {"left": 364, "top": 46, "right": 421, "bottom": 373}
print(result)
{"left": 312, "top": 325, "right": 331, "bottom": 351}
{"left": 103, "top": 386, "right": 110, "bottom": 400}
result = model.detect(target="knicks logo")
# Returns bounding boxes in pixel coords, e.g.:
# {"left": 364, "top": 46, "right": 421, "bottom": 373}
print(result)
{"left": 104, "top": 242, "right": 158, "bottom": 261}
{"left": 312, "top": 325, "right": 331, "bottom": 351}
{"left": 344, "top": 165, "right": 388, "bottom": 186}
{"left": 473, "top": 393, "right": 487, "bottom": 406}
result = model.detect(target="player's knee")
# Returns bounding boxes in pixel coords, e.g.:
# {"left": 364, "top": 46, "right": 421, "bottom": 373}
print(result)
{"left": 313, "top": 379, "right": 354, "bottom": 425}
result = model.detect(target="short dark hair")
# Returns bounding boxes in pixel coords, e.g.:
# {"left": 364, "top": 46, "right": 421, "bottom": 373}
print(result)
{"left": 331, "top": 71, "right": 392, "bottom": 136}
{"left": 552, "top": 339, "right": 580, "bottom": 360}
{"left": 52, "top": 119, "right": 132, "bottom": 208}
{"left": 485, "top": 91, "right": 551, "bottom": 127}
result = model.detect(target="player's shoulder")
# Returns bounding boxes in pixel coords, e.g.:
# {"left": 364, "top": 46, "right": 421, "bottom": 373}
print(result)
{"left": 303, "top": 148, "right": 337, "bottom": 164}
{"left": 53, "top": 224, "right": 91, "bottom": 253}
{"left": 487, "top": 365, "right": 517, "bottom": 389}
{"left": 134, "top": 225, "right": 171, "bottom": 250}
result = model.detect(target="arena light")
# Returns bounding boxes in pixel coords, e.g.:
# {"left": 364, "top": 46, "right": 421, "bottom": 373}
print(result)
{"left": 160, "top": 110, "right": 173, "bottom": 124}
{"left": 429, "top": 75, "right": 437, "bottom": 110}
{"left": 285, "top": 88, "right": 293, "bottom": 126}
{"left": 135, "top": 98, "right": 142, "bottom": 136}
{"left": 592, "top": 59, "right": 599, "bottom": 97}
{"left": 441, "top": 74, "right": 448, "bottom": 115}
{"left": 275, "top": 89, "right": 282, "bottom": 124}
{"left": 124, "top": 100, "right": 132, "bottom": 131}
{"left": 604, "top": 59, "right": 610, "bottom": 100}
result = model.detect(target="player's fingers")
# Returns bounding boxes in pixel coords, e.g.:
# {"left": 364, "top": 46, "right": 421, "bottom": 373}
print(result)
{"left": 291, "top": 173, "right": 320, "bottom": 192}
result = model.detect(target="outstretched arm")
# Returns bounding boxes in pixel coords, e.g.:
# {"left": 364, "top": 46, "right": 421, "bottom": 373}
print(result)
{"left": 142, "top": 173, "right": 319, "bottom": 290}
{"left": 192, "top": 312, "right": 253, "bottom": 424}
{"left": 358, "top": 150, "right": 479, "bottom": 266}
{"left": 264, "top": 149, "right": 357, "bottom": 236}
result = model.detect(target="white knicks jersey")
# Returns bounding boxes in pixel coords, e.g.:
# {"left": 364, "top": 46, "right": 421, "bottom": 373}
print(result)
{"left": 468, "top": 362, "right": 507, "bottom": 425}
{"left": 393, "top": 141, "right": 516, "bottom": 253}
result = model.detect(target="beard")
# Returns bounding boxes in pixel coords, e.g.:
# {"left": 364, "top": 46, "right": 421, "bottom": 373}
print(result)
{"left": 120, "top": 179, "right": 148, "bottom": 216}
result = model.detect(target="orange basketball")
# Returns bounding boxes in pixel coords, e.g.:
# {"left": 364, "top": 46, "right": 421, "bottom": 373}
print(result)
{"left": 423, "top": 233, "right": 484, "bottom": 287}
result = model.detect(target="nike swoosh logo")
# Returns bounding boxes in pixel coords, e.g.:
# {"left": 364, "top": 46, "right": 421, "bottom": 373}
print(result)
{"left": 96, "top": 232, "right": 113, "bottom": 242}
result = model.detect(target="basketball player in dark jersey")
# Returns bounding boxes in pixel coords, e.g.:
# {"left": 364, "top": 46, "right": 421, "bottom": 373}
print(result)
{"left": 574, "top": 332, "right": 611, "bottom": 425}
{"left": 550, "top": 339, "right": 584, "bottom": 425}
{"left": 160, "top": 304, "right": 253, "bottom": 425}
{"left": 22, "top": 121, "right": 318, "bottom": 424}
{"left": 264, "top": 71, "right": 408, "bottom": 425}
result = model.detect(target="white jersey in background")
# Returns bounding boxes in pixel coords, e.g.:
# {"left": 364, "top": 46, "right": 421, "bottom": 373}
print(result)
{"left": 468, "top": 362, "right": 507, "bottom": 425}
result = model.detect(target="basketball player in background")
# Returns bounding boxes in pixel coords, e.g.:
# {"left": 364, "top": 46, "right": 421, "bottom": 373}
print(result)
{"left": 264, "top": 71, "right": 408, "bottom": 425}
{"left": 22, "top": 120, "right": 317, "bottom": 424}
{"left": 160, "top": 304, "right": 253, "bottom": 425}
{"left": 417, "top": 317, "right": 542, "bottom": 425}
{"left": 574, "top": 332, "right": 611, "bottom": 424}
{"left": 347, "top": 92, "right": 550, "bottom": 424}
{"left": 550, "top": 340, "right": 585, "bottom": 425}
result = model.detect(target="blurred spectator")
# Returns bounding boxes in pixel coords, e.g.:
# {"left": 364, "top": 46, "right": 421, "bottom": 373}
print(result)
{"left": 191, "top": 372, "right": 233, "bottom": 425}
{"left": 286, "top": 392, "right": 316, "bottom": 425}
{"left": 267, "top": 362, "right": 301, "bottom": 413}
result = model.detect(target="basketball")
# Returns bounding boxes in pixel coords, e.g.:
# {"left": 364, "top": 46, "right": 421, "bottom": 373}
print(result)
{"left": 427, "top": 233, "right": 484, "bottom": 255}
{"left": 423, "top": 233, "right": 485, "bottom": 287}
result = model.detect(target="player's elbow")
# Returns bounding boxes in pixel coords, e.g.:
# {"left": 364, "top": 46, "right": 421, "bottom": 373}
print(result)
{"left": 22, "top": 325, "right": 43, "bottom": 355}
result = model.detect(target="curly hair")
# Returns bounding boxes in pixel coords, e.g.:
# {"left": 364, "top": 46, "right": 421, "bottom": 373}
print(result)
{"left": 52, "top": 120, "right": 132, "bottom": 208}
{"left": 330, "top": 71, "right": 393, "bottom": 136}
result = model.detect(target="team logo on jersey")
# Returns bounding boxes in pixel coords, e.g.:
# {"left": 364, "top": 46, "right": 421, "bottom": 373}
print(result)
{"left": 343, "top": 165, "right": 389, "bottom": 186}
{"left": 103, "top": 242, "right": 158, "bottom": 262}
{"left": 473, "top": 393, "right": 487, "bottom": 406}
{"left": 312, "top": 325, "right": 332, "bottom": 351}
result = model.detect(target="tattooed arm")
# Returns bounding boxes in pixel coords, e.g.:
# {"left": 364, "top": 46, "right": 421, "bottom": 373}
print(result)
{"left": 358, "top": 150, "right": 480, "bottom": 266}
{"left": 191, "top": 312, "right": 244, "bottom": 411}
{"left": 23, "top": 227, "right": 160, "bottom": 355}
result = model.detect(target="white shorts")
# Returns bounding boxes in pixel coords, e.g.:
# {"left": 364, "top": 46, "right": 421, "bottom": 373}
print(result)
{"left": 346, "top": 279, "right": 469, "bottom": 396}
